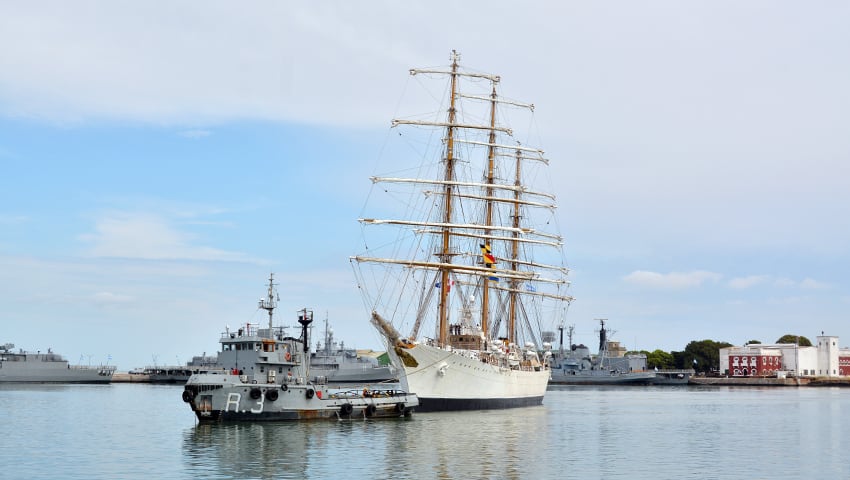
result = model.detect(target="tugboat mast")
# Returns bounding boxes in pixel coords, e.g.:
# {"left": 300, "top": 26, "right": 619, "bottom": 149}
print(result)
{"left": 258, "top": 273, "right": 278, "bottom": 338}
{"left": 298, "top": 308, "right": 313, "bottom": 362}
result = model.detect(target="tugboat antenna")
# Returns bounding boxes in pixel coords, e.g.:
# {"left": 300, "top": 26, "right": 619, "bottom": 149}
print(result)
{"left": 258, "top": 273, "right": 278, "bottom": 337}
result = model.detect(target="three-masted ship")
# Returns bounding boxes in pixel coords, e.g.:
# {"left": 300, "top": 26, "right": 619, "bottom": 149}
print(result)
{"left": 352, "top": 51, "right": 572, "bottom": 411}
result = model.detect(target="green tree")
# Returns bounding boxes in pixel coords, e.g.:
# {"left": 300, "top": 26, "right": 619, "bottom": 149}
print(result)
{"left": 776, "top": 334, "right": 812, "bottom": 346}
{"left": 646, "top": 349, "right": 675, "bottom": 369}
{"left": 683, "top": 339, "right": 733, "bottom": 374}
{"left": 746, "top": 340, "right": 761, "bottom": 345}
{"left": 671, "top": 350, "right": 687, "bottom": 369}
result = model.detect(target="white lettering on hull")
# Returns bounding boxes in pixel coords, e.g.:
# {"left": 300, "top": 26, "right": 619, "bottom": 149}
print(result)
{"left": 225, "top": 393, "right": 241, "bottom": 412}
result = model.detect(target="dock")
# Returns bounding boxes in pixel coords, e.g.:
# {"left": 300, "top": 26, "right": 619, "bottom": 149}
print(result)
{"left": 112, "top": 373, "right": 152, "bottom": 383}
{"left": 689, "top": 376, "right": 850, "bottom": 387}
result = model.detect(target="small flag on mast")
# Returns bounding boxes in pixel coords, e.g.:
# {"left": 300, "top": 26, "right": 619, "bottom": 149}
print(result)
{"left": 480, "top": 243, "right": 499, "bottom": 281}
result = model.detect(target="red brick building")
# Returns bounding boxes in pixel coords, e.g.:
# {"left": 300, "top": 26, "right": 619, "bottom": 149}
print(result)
{"left": 728, "top": 349, "right": 783, "bottom": 377}
{"left": 840, "top": 351, "right": 850, "bottom": 376}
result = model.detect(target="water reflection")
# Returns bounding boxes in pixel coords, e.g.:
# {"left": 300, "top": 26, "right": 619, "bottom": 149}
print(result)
{"left": 184, "top": 422, "right": 312, "bottom": 479}
{"left": 180, "top": 407, "right": 550, "bottom": 480}
{"left": 172, "top": 386, "right": 850, "bottom": 479}
{"left": 388, "top": 407, "right": 550, "bottom": 480}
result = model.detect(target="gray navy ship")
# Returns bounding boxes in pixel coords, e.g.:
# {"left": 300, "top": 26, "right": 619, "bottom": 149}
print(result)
{"left": 309, "top": 316, "right": 397, "bottom": 384}
{"left": 549, "top": 320, "right": 656, "bottom": 385}
{"left": 182, "top": 274, "right": 417, "bottom": 422}
{"left": 0, "top": 343, "right": 115, "bottom": 383}
{"left": 134, "top": 354, "right": 226, "bottom": 383}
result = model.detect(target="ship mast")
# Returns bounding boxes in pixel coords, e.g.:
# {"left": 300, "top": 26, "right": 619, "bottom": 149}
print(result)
{"left": 258, "top": 273, "right": 277, "bottom": 338}
{"left": 480, "top": 83, "right": 498, "bottom": 338}
{"left": 353, "top": 51, "right": 572, "bottom": 349}
{"left": 437, "top": 50, "right": 460, "bottom": 348}
{"left": 508, "top": 147, "right": 523, "bottom": 344}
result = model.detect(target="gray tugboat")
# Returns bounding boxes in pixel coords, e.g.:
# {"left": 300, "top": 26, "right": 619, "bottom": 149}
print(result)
{"left": 549, "top": 320, "right": 656, "bottom": 385}
{"left": 182, "top": 274, "right": 418, "bottom": 422}
{"left": 0, "top": 344, "right": 115, "bottom": 383}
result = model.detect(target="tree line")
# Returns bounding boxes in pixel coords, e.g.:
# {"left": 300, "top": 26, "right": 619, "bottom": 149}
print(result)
{"left": 629, "top": 334, "right": 812, "bottom": 374}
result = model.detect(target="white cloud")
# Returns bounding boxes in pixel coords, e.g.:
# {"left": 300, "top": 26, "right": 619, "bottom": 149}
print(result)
{"left": 623, "top": 270, "right": 722, "bottom": 289}
{"left": 727, "top": 275, "right": 830, "bottom": 291}
{"left": 78, "top": 212, "right": 256, "bottom": 263}
{"left": 0, "top": 214, "right": 28, "bottom": 225}
{"left": 728, "top": 275, "right": 770, "bottom": 289}
{"left": 799, "top": 278, "right": 830, "bottom": 290}
{"left": 91, "top": 291, "right": 133, "bottom": 304}
{"left": 177, "top": 129, "right": 212, "bottom": 139}
{"left": 0, "top": 2, "right": 422, "bottom": 127}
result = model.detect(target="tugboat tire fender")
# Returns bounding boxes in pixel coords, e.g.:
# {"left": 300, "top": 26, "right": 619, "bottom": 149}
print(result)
{"left": 395, "top": 402, "right": 405, "bottom": 413}
{"left": 281, "top": 383, "right": 288, "bottom": 392}
{"left": 365, "top": 404, "right": 377, "bottom": 417}
{"left": 250, "top": 388, "right": 262, "bottom": 400}
{"left": 265, "top": 389, "right": 279, "bottom": 402}
{"left": 340, "top": 403, "right": 353, "bottom": 415}
{"left": 182, "top": 390, "right": 194, "bottom": 403}
{"left": 306, "top": 388, "right": 314, "bottom": 399}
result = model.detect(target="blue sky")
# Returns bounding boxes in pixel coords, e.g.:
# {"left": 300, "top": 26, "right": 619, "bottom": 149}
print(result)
{"left": 1, "top": 1, "right": 848, "bottom": 370}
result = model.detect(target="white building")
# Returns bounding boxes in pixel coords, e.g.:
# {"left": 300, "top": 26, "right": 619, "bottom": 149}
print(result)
{"left": 719, "top": 335, "right": 845, "bottom": 377}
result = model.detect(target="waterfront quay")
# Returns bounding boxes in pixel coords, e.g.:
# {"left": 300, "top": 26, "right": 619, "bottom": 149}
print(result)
{"left": 689, "top": 376, "right": 850, "bottom": 387}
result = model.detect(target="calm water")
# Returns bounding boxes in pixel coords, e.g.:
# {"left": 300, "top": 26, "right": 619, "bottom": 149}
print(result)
{"left": 1, "top": 383, "right": 847, "bottom": 479}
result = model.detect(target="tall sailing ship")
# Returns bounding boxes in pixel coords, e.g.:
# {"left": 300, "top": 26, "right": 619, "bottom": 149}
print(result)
{"left": 351, "top": 51, "right": 572, "bottom": 411}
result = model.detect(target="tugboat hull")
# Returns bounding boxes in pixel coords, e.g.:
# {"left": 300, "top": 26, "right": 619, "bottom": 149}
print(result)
{"left": 184, "top": 375, "right": 416, "bottom": 422}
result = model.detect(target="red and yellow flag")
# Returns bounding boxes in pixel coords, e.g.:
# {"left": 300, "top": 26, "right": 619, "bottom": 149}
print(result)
{"left": 480, "top": 244, "right": 496, "bottom": 267}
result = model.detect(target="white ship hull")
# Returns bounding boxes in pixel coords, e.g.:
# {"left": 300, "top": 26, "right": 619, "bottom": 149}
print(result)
{"left": 389, "top": 342, "right": 549, "bottom": 411}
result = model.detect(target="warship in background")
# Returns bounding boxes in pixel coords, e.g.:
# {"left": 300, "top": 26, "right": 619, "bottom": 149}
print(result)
{"left": 137, "top": 354, "right": 227, "bottom": 383}
{"left": 309, "top": 316, "right": 397, "bottom": 384}
{"left": 0, "top": 343, "right": 115, "bottom": 383}
{"left": 652, "top": 369, "right": 693, "bottom": 385}
{"left": 549, "top": 320, "right": 656, "bottom": 385}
